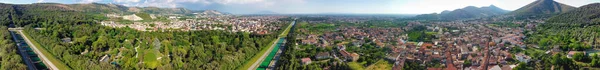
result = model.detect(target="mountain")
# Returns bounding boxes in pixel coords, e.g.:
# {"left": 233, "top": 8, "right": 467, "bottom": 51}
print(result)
{"left": 440, "top": 10, "right": 451, "bottom": 14}
{"left": 441, "top": 5, "right": 509, "bottom": 20}
{"left": 6, "top": 3, "right": 199, "bottom": 14}
{"left": 195, "top": 10, "right": 229, "bottom": 16}
{"left": 509, "top": 0, "right": 575, "bottom": 17}
{"left": 413, "top": 5, "right": 509, "bottom": 20}
{"left": 547, "top": 3, "right": 600, "bottom": 24}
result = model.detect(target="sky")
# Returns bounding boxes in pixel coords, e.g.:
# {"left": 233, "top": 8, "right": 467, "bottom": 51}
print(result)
{"left": 0, "top": 0, "right": 599, "bottom": 14}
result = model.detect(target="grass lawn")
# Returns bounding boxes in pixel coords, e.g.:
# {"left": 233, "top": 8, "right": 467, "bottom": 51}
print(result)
{"left": 366, "top": 60, "right": 392, "bottom": 70}
{"left": 348, "top": 62, "right": 365, "bottom": 70}
{"left": 143, "top": 50, "right": 159, "bottom": 69}
{"left": 21, "top": 31, "right": 71, "bottom": 70}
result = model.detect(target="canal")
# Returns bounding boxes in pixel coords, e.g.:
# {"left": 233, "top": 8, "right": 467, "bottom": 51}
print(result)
{"left": 10, "top": 31, "right": 48, "bottom": 70}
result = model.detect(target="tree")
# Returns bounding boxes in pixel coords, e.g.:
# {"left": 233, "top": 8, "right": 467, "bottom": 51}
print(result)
{"left": 573, "top": 52, "right": 587, "bottom": 61}
{"left": 463, "top": 60, "right": 472, "bottom": 68}
{"left": 513, "top": 62, "right": 528, "bottom": 70}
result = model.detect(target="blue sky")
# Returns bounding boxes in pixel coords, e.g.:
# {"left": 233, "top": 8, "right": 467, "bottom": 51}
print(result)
{"left": 0, "top": 0, "right": 599, "bottom": 14}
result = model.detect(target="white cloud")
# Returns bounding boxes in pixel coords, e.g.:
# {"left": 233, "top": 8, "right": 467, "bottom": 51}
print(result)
{"left": 37, "top": 0, "right": 45, "bottom": 2}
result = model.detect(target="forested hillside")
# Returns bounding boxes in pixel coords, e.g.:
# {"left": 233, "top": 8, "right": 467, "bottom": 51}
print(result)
{"left": 547, "top": 3, "right": 600, "bottom": 24}
{"left": 526, "top": 3, "right": 600, "bottom": 51}
{"left": 509, "top": 0, "right": 575, "bottom": 18}
{"left": 411, "top": 5, "right": 509, "bottom": 20}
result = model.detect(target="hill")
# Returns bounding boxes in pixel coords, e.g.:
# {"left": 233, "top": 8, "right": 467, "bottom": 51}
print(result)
{"left": 412, "top": 5, "right": 509, "bottom": 20}
{"left": 526, "top": 3, "right": 600, "bottom": 52}
{"left": 10, "top": 3, "right": 199, "bottom": 14}
{"left": 547, "top": 3, "right": 600, "bottom": 24}
{"left": 509, "top": 0, "right": 575, "bottom": 17}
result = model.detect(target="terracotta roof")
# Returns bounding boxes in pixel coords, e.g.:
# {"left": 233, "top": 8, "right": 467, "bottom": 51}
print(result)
{"left": 421, "top": 43, "right": 434, "bottom": 49}
{"left": 301, "top": 58, "right": 312, "bottom": 63}
{"left": 427, "top": 68, "right": 443, "bottom": 70}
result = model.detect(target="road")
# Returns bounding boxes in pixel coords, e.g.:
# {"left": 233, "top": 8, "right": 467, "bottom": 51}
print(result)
{"left": 249, "top": 21, "right": 295, "bottom": 70}
{"left": 16, "top": 30, "right": 59, "bottom": 70}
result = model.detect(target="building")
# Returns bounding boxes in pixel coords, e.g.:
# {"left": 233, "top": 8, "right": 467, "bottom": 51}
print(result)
{"left": 315, "top": 52, "right": 331, "bottom": 60}
{"left": 301, "top": 58, "right": 312, "bottom": 65}
{"left": 515, "top": 53, "right": 530, "bottom": 63}
{"left": 340, "top": 50, "right": 360, "bottom": 61}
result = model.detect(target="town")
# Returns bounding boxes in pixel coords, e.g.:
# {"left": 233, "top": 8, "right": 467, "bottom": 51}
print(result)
{"left": 100, "top": 11, "right": 288, "bottom": 35}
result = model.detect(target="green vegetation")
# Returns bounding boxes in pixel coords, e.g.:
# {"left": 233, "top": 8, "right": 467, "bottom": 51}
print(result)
{"left": 297, "top": 22, "right": 336, "bottom": 35}
{"left": 406, "top": 25, "right": 435, "bottom": 42}
{"left": 408, "top": 5, "right": 508, "bottom": 20}
{"left": 574, "top": 52, "right": 588, "bottom": 62}
{"left": 403, "top": 61, "right": 425, "bottom": 70}
{"left": 347, "top": 62, "right": 365, "bottom": 70}
{"left": 238, "top": 39, "right": 277, "bottom": 70}
{"left": 143, "top": 50, "right": 159, "bottom": 69}
{"left": 238, "top": 22, "right": 292, "bottom": 70}
{"left": 23, "top": 22, "right": 283, "bottom": 69}
{"left": 21, "top": 30, "right": 72, "bottom": 70}
{"left": 488, "top": 22, "right": 521, "bottom": 27}
{"left": 0, "top": 26, "right": 28, "bottom": 70}
{"left": 526, "top": 22, "right": 598, "bottom": 51}
{"left": 135, "top": 13, "right": 152, "bottom": 20}
{"left": 547, "top": 3, "right": 600, "bottom": 24}
{"left": 365, "top": 60, "right": 392, "bottom": 70}
{"left": 0, "top": 3, "right": 290, "bottom": 69}
{"left": 276, "top": 21, "right": 352, "bottom": 70}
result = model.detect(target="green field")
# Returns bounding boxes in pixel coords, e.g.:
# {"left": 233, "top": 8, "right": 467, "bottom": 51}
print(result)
{"left": 365, "top": 60, "right": 392, "bottom": 70}
{"left": 348, "top": 62, "right": 365, "bottom": 70}
{"left": 135, "top": 13, "right": 152, "bottom": 20}
{"left": 21, "top": 31, "right": 71, "bottom": 70}
{"left": 143, "top": 50, "right": 159, "bottom": 69}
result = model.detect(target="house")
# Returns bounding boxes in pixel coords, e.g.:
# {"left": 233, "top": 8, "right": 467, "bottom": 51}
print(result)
{"left": 340, "top": 50, "right": 360, "bottom": 61}
{"left": 515, "top": 53, "right": 530, "bottom": 63}
{"left": 490, "top": 65, "right": 502, "bottom": 70}
{"left": 301, "top": 58, "right": 312, "bottom": 65}
{"left": 315, "top": 52, "right": 331, "bottom": 60}
{"left": 62, "top": 38, "right": 73, "bottom": 43}
{"left": 350, "top": 53, "right": 360, "bottom": 61}
{"left": 386, "top": 53, "right": 401, "bottom": 61}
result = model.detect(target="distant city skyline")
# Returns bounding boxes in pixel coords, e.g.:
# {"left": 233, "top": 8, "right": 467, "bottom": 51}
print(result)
{"left": 0, "top": 0, "right": 599, "bottom": 14}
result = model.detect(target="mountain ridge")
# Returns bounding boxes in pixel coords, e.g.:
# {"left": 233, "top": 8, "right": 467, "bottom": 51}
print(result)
{"left": 413, "top": 5, "right": 509, "bottom": 20}
{"left": 547, "top": 3, "right": 600, "bottom": 24}
{"left": 509, "top": 0, "right": 575, "bottom": 17}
